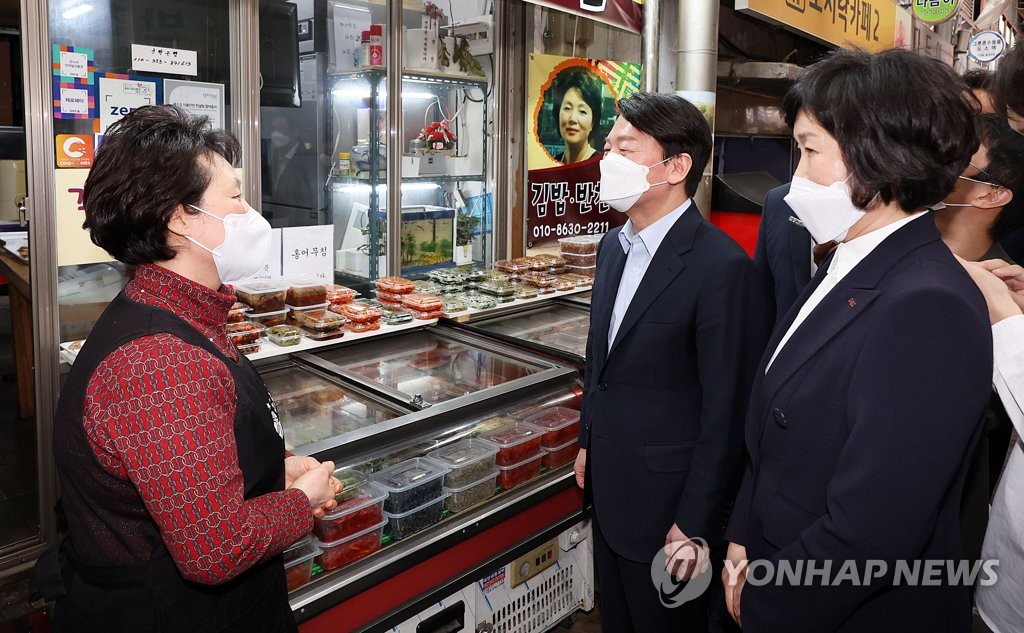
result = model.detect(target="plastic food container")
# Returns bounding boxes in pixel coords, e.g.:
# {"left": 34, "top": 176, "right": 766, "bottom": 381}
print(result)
{"left": 445, "top": 469, "right": 498, "bottom": 513}
{"left": 235, "top": 341, "right": 262, "bottom": 356}
{"left": 300, "top": 327, "right": 346, "bottom": 341}
{"left": 331, "top": 302, "right": 382, "bottom": 323}
{"left": 477, "top": 281, "right": 516, "bottom": 298}
{"left": 283, "top": 536, "right": 320, "bottom": 591}
{"left": 383, "top": 493, "right": 448, "bottom": 541}
{"left": 316, "top": 519, "right": 386, "bottom": 571}
{"left": 551, "top": 279, "right": 577, "bottom": 292}
{"left": 542, "top": 438, "right": 580, "bottom": 470}
{"left": 346, "top": 320, "right": 381, "bottom": 334}
{"left": 512, "top": 284, "right": 538, "bottom": 300}
{"left": 427, "top": 438, "right": 500, "bottom": 488}
{"left": 562, "top": 252, "right": 596, "bottom": 267}
{"left": 400, "top": 293, "right": 443, "bottom": 312}
{"left": 525, "top": 407, "right": 581, "bottom": 448}
{"left": 234, "top": 281, "right": 288, "bottom": 313}
{"left": 427, "top": 269, "right": 466, "bottom": 285}
{"left": 520, "top": 271, "right": 557, "bottom": 288}
{"left": 247, "top": 308, "right": 289, "bottom": 327}
{"left": 332, "top": 468, "right": 368, "bottom": 503}
{"left": 534, "top": 254, "right": 566, "bottom": 268}
{"left": 325, "top": 284, "right": 357, "bottom": 304}
{"left": 479, "top": 422, "right": 545, "bottom": 467}
{"left": 442, "top": 297, "right": 468, "bottom": 314}
{"left": 375, "top": 276, "right": 416, "bottom": 294}
{"left": 290, "top": 308, "right": 346, "bottom": 332}
{"left": 372, "top": 457, "right": 449, "bottom": 514}
{"left": 494, "top": 259, "right": 531, "bottom": 276}
{"left": 413, "top": 281, "right": 442, "bottom": 295}
{"left": 558, "top": 273, "right": 593, "bottom": 287}
{"left": 408, "top": 309, "right": 443, "bottom": 320}
{"left": 286, "top": 281, "right": 327, "bottom": 307}
{"left": 227, "top": 321, "right": 265, "bottom": 346}
{"left": 375, "top": 290, "right": 408, "bottom": 305}
{"left": 460, "top": 293, "right": 497, "bottom": 310}
{"left": 564, "top": 265, "right": 596, "bottom": 280}
{"left": 227, "top": 302, "right": 250, "bottom": 324}
{"left": 381, "top": 308, "right": 413, "bottom": 325}
{"left": 267, "top": 324, "right": 303, "bottom": 346}
{"left": 558, "top": 235, "right": 601, "bottom": 255}
{"left": 497, "top": 454, "right": 542, "bottom": 490}
{"left": 314, "top": 481, "right": 387, "bottom": 542}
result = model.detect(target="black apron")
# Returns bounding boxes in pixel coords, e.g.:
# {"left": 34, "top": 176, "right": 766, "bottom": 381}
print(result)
{"left": 48, "top": 292, "right": 297, "bottom": 633}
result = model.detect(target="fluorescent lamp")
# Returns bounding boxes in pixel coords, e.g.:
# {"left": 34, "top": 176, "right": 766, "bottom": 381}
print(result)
{"left": 336, "top": 182, "right": 441, "bottom": 194}
{"left": 62, "top": 3, "right": 93, "bottom": 19}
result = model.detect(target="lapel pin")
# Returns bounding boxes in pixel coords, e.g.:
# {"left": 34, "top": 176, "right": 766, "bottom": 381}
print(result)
{"left": 788, "top": 216, "right": 805, "bottom": 228}
{"left": 848, "top": 298, "right": 857, "bottom": 308}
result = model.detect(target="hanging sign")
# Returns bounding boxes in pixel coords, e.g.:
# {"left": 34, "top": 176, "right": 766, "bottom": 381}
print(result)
{"left": 736, "top": 0, "right": 908, "bottom": 52}
{"left": 912, "top": 0, "right": 960, "bottom": 24}
{"left": 526, "top": 54, "right": 640, "bottom": 249}
{"left": 131, "top": 44, "right": 198, "bottom": 76}
{"left": 968, "top": 31, "right": 1006, "bottom": 63}
{"left": 522, "top": 0, "right": 643, "bottom": 34}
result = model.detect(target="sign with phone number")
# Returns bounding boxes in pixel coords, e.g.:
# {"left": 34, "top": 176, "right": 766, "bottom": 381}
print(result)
{"left": 526, "top": 157, "right": 624, "bottom": 249}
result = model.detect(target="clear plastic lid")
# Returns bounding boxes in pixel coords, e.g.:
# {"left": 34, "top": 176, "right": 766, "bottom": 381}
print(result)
{"left": 494, "top": 259, "right": 531, "bottom": 274}
{"left": 283, "top": 535, "right": 320, "bottom": 565}
{"left": 229, "top": 302, "right": 251, "bottom": 314}
{"left": 443, "top": 468, "right": 498, "bottom": 494}
{"left": 226, "top": 322, "right": 266, "bottom": 345}
{"left": 247, "top": 307, "right": 289, "bottom": 319}
{"left": 290, "top": 307, "right": 347, "bottom": 331}
{"left": 374, "top": 276, "right": 416, "bottom": 294}
{"left": 320, "top": 480, "right": 387, "bottom": 521}
{"left": 524, "top": 407, "right": 580, "bottom": 432}
{"left": 234, "top": 280, "right": 288, "bottom": 295}
{"left": 400, "top": 293, "right": 444, "bottom": 311}
{"left": 332, "top": 468, "right": 368, "bottom": 501}
{"left": 479, "top": 422, "right": 544, "bottom": 449}
{"left": 427, "top": 438, "right": 499, "bottom": 470}
{"left": 331, "top": 302, "right": 383, "bottom": 323}
{"left": 286, "top": 301, "right": 331, "bottom": 312}
{"left": 541, "top": 437, "right": 580, "bottom": 454}
{"left": 371, "top": 457, "right": 449, "bottom": 493}
{"left": 315, "top": 517, "right": 387, "bottom": 549}
{"left": 326, "top": 284, "right": 358, "bottom": 303}
{"left": 381, "top": 492, "right": 449, "bottom": 520}
{"left": 496, "top": 452, "right": 543, "bottom": 471}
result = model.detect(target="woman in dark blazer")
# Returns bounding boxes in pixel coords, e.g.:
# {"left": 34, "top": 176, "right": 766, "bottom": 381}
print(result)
{"left": 723, "top": 49, "right": 994, "bottom": 633}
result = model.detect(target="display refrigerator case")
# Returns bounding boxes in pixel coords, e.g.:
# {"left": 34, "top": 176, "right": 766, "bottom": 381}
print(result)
{"left": 446, "top": 299, "right": 592, "bottom": 369}
{"left": 253, "top": 325, "right": 588, "bottom": 632}
{"left": 559, "top": 290, "right": 592, "bottom": 307}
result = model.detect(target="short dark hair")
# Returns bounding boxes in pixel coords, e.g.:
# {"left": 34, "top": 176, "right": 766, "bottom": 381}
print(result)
{"left": 549, "top": 67, "right": 604, "bottom": 145}
{"left": 962, "top": 69, "right": 992, "bottom": 91}
{"left": 993, "top": 44, "right": 1024, "bottom": 118}
{"left": 616, "top": 92, "right": 712, "bottom": 197}
{"left": 976, "top": 113, "right": 1024, "bottom": 241}
{"left": 784, "top": 49, "right": 978, "bottom": 212}
{"left": 83, "top": 105, "right": 240, "bottom": 265}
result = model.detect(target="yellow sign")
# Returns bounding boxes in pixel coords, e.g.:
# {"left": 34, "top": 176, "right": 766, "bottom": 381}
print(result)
{"left": 55, "top": 168, "right": 113, "bottom": 266}
{"left": 736, "top": 0, "right": 911, "bottom": 52}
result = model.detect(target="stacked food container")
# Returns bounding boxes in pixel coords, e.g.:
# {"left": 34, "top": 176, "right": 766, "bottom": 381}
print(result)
{"left": 283, "top": 535, "right": 321, "bottom": 591}
{"left": 526, "top": 407, "right": 582, "bottom": 469}
{"left": 427, "top": 438, "right": 500, "bottom": 514}
{"left": 314, "top": 470, "right": 389, "bottom": 571}
{"left": 372, "top": 458, "right": 450, "bottom": 541}
{"left": 558, "top": 235, "right": 601, "bottom": 280}
{"left": 480, "top": 421, "right": 546, "bottom": 490}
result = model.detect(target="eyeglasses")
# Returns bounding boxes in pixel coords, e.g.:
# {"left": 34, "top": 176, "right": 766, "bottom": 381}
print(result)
{"left": 958, "top": 161, "right": 1003, "bottom": 189}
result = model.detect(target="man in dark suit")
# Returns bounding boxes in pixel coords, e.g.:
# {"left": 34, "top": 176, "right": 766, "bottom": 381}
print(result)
{"left": 573, "top": 92, "right": 767, "bottom": 632}
{"left": 752, "top": 183, "right": 809, "bottom": 329}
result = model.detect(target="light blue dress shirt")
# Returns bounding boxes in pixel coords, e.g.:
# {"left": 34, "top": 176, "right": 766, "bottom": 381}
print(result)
{"left": 607, "top": 199, "right": 692, "bottom": 349}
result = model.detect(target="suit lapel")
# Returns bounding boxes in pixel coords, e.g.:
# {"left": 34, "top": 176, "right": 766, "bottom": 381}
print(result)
{"left": 605, "top": 207, "right": 701, "bottom": 363}
{"left": 760, "top": 213, "right": 942, "bottom": 403}
{"left": 592, "top": 230, "right": 627, "bottom": 369}
{"left": 788, "top": 217, "right": 812, "bottom": 290}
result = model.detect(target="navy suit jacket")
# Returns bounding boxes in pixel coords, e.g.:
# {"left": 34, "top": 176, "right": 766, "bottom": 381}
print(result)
{"left": 726, "top": 214, "right": 993, "bottom": 632}
{"left": 579, "top": 205, "right": 768, "bottom": 562}
{"left": 753, "top": 184, "right": 812, "bottom": 330}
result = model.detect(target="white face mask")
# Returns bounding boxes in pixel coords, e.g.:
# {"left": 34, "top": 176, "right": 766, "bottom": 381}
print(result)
{"left": 598, "top": 151, "right": 672, "bottom": 213}
{"left": 185, "top": 204, "right": 273, "bottom": 284}
{"left": 784, "top": 175, "right": 867, "bottom": 244}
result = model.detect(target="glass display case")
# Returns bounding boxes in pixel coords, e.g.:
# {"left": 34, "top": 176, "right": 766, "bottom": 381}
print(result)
{"left": 252, "top": 325, "right": 585, "bottom": 626}
{"left": 447, "top": 299, "right": 592, "bottom": 368}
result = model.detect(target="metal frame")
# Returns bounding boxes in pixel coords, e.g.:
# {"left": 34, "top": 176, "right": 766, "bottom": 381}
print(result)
{"left": 385, "top": 0, "right": 403, "bottom": 275}
{"left": 233, "top": 0, "right": 262, "bottom": 203}
{"left": 493, "top": 0, "right": 526, "bottom": 259}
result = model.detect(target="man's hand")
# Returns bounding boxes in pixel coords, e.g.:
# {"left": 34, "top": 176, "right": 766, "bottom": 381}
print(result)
{"left": 722, "top": 541, "right": 748, "bottom": 627}
{"left": 960, "top": 258, "right": 1023, "bottom": 324}
{"left": 663, "top": 523, "right": 710, "bottom": 581}
{"left": 574, "top": 449, "right": 586, "bottom": 489}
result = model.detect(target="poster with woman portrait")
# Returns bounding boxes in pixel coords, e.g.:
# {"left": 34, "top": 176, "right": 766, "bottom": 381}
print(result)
{"left": 526, "top": 54, "right": 641, "bottom": 250}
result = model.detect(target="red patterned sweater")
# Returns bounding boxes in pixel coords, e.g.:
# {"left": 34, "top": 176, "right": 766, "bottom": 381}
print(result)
{"left": 82, "top": 264, "right": 311, "bottom": 584}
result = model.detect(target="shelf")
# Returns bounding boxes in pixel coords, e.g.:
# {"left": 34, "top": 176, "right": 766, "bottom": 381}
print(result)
{"left": 329, "top": 67, "right": 489, "bottom": 89}
{"left": 328, "top": 174, "right": 486, "bottom": 190}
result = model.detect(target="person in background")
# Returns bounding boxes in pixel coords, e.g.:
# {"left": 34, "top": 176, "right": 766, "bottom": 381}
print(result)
{"left": 993, "top": 43, "right": 1024, "bottom": 134}
{"left": 752, "top": 182, "right": 812, "bottom": 330}
{"left": 574, "top": 91, "right": 767, "bottom": 632}
{"left": 549, "top": 66, "right": 603, "bottom": 164}
{"left": 964, "top": 69, "right": 998, "bottom": 114}
{"left": 959, "top": 257, "right": 1024, "bottom": 633}
{"left": 47, "top": 105, "right": 340, "bottom": 632}
{"left": 723, "top": 49, "right": 993, "bottom": 632}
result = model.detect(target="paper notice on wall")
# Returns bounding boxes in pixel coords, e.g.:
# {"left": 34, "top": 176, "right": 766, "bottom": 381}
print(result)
{"left": 55, "top": 168, "right": 114, "bottom": 267}
{"left": 131, "top": 43, "right": 198, "bottom": 76}
{"left": 330, "top": 3, "right": 371, "bottom": 71}
{"left": 97, "top": 74, "right": 161, "bottom": 135}
{"left": 281, "top": 225, "right": 333, "bottom": 280}
{"left": 245, "top": 228, "right": 283, "bottom": 281}
{"left": 164, "top": 79, "right": 225, "bottom": 130}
